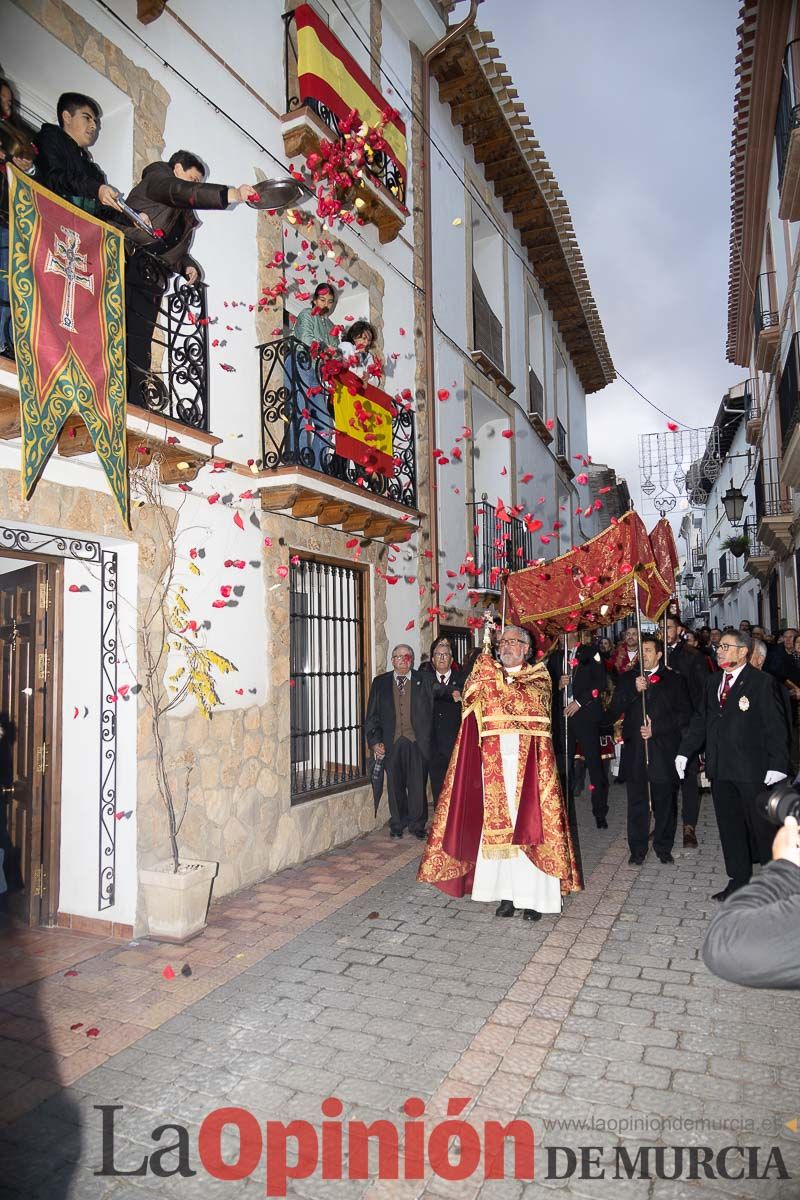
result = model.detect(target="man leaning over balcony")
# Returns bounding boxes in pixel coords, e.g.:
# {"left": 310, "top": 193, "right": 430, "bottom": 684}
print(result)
{"left": 120, "top": 150, "right": 253, "bottom": 394}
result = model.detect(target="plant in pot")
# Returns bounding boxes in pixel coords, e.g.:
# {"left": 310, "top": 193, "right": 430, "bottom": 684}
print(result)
{"left": 133, "top": 464, "right": 236, "bottom": 942}
{"left": 721, "top": 533, "right": 750, "bottom": 559}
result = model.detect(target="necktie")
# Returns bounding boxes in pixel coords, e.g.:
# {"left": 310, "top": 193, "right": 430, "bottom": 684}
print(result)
{"left": 397, "top": 676, "right": 407, "bottom": 693}
{"left": 439, "top": 674, "right": 446, "bottom": 684}
{"left": 720, "top": 672, "right": 733, "bottom": 708}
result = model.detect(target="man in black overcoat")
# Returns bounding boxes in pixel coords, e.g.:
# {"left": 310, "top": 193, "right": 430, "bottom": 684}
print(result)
{"left": 665, "top": 617, "right": 709, "bottom": 848}
{"left": 427, "top": 639, "right": 466, "bottom": 804}
{"left": 612, "top": 634, "right": 691, "bottom": 866}
{"left": 366, "top": 645, "right": 434, "bottom": 840}
{"left": 560, "top": 640, "right": 610, "bottom": 828}
{"left": 677, "top": 629, "right": 790, "bottom": 900}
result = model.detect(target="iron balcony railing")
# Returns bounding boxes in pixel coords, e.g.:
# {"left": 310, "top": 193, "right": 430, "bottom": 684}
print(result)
{"left": 556, "top": 419, "right": 568, "bottom": 459}
{"left": 528, "top": 369, "right": 544, "bottom": 419}
{"left": 258, "top": 336, "right": 417, "bottom": 508}
{"left": 776, "top": 39, "right": 800, "bottom": 185}
{"left": 743, "top": 515, "right": 770, "bottom": 559}
{"left": 753, "top": 271, "right": 779, "bottom": 338}
{"left": 779, "top": 332, "right": 800, "bottom": 453}
{"left": 755, "top": 456, "right": 793, "bottom": 521}
{"left": 470, "top": 499, "right": 535, "bottom": 591}
{"left": 691, "top": 544, "right": 706, "bottom": 569}
{"left": 283, "top": 9, "right": 406, "bottom": 207}
{"left": 707, "top": 568, "right": 720, "bottom": 596}
{"left": 125, "top": 246, "right": 209, "bottom": 430}
{"left": 719, "top": 552, "right": 740, "bottom": 587}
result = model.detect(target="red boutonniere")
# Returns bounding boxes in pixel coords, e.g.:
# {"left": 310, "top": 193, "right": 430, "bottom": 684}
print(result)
{"left": 649, "top": 674, "right": 661, "bottom": 685}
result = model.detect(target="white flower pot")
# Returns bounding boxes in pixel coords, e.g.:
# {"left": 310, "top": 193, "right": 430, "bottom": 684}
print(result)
{"left": 139, "top": 858, "right": 218, "bottom": 942}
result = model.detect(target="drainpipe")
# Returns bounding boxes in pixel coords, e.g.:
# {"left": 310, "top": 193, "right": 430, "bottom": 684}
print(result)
{"left": 421, "top": 0, "right": 480, "bottom": 635}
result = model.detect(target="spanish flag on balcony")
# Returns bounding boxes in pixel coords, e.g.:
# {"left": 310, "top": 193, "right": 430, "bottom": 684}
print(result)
{"left": 294, "top": 2, "right": 407, "bottom": 197}
{"left": 333, "top": 370, "right": 394, "bottom": 479}
{"left": 8, "top": 167, "right": 129, "bottom": 525}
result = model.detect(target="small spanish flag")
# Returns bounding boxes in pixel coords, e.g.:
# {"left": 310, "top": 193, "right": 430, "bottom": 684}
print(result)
{"left": 333, "top": 370, "right": 394, "bottom": 479}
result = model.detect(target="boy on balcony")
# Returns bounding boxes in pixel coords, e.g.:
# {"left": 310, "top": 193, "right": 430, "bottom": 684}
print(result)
{"left": 34, "top": 92, "right": 124, "bottom": 219}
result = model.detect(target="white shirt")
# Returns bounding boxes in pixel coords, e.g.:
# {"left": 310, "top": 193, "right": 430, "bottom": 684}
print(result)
{"left": 436, "top": 669, "right": 452, "bottom": 685}
{"left": 718, "top": 661, "right": 747, "bottom": 701}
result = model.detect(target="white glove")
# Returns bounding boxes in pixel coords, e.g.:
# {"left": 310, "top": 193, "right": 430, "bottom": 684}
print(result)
{"left": 764, "top": 771, "right": 788, "bottom": 786}
{"left": 675, "top": 755, "right": 687, "bottom": 780}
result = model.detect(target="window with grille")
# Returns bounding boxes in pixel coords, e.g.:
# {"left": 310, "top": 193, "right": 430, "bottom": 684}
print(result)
{"left": 289, "top": 556, "right": 367, "bottom": 801}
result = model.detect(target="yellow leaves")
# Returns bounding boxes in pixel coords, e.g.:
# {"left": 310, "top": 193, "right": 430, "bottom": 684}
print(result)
{"left": 188, "top": 562, "right": 201, "bottom": 576}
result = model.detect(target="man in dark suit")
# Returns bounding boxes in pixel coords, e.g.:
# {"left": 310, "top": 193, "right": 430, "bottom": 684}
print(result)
{"left": 677, "top": 629, "right": 790, "bottom": 900}
{"left": 612, "top": 635, "right": 691, "bottom": 866}
{"left": 560, "top": 639, "right": 610, "bottom": 829}
{"left": 366, "top": 645, "right": 434, "bottom": 840}
{"left": 665, "top": 617, "right": 709, "bottom": 849}
{"left": 427, "top": 638, "right": 466, "bottom": 804}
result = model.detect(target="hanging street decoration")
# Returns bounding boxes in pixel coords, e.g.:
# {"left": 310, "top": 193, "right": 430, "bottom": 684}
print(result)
{"left": 639, "top": 426, "right": 722, "bottom": 515}
{"left": 8, "top": 167, "right": 129, "bottom": 525}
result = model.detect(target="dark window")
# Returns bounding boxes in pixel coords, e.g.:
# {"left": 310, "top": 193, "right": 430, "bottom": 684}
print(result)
{"left": 438, "top": 625, "right": 472, "bottom": 670}
{"left": 528, "top": 369, "right": 544, "bottom": 418}
{"left": 472, "top": 269, "right": 504, "bottom": 369}
{"left": 556, "top": 419, "right": 568, "bottom": 459}
{"left": 290, "top": 557, "right": 367, "bottom": 801}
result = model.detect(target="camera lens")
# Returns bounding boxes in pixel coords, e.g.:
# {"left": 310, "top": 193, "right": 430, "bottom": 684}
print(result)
{"left": 761, "top": 781, "right": 800, "bottom": 826}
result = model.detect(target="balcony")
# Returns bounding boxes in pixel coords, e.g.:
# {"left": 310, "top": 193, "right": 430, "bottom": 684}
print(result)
{"left": 0, "top": 247, "right": 220, "bottom": 483}
{"left": 753, "top": 272, "right": 780, "bottom": 371}
{"left": 780, "top": 333, "right": 800, "bottom": 489}
{"left": 777, "top": 40, "right": 800, "bottom": 220}
{"left": 256, "top": 336, "right": 419, "bottom": 544}
{"left": 718, "top": 552, "right": 740, "bottom": 589}
{"left": 743, "top": 516, "right": 773, "bottom": 581}
{"left": 555, "top": 419, "right": 573, "bottom": 477}
{"left": 707, "top": 568, "right": 723, "bottom": 599}
{"left": 756, "top": 456, "right": 794, "bottom": 555}
{"left": 691, "top": 544, "right": 706, "bottom": 569}
{"left": 282, "top": 7, "right": 408, "bottom": 244}
{"left": 745, "top": 388, "right": 762, "bottom": 446}
{"left": 527, "top": 368, "right": 551, "bottom": 446}
{"left": 470, "top": 499, "right": 537, "bottom": 592}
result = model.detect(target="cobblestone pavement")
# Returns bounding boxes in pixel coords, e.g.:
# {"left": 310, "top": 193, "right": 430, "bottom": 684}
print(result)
{"left": 1, "top": 786, "right": 798, "bottom": 1200}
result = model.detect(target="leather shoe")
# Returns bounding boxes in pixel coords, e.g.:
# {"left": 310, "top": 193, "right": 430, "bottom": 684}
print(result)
{"left": 628, "top": 852, "right": 646, "bottom": 866}
{"left": 712, "top": 881, "right": 741, "bottom": 902}
{"left": 683, "top": 825, "right": 698, "bottom": 849}
{"left": 413, "top": 829, "right": 427, "bottom": 841}
{"left": 595, "top": 816, "right": 609, "bottom": 829}
{"left": 657, "top": 853, "right": 674, "bottom": 865}
{"left": 522, "top": 909, "right": 542, "bottom": 921}
{"left": 495, "top": 899, "right": 515, "bottom": 917}
{"left": 390, "top": 829, "right": 403, "bottom": 839}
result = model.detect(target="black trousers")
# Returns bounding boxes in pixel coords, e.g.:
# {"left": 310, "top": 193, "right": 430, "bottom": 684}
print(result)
{"left": 626, "top": 776, "right": 677, "bottom": 858}
{"left": 125, "top": 254, "right": 167, "bottom": 383}
{"left": 428, "top": 749, "right": 452, "bottom": 805}
{"left": 386, "top": 737, "right": 427, "bottom": 834}
{"left": 568, "top": 722, "right": 608, "bottom": 819}
{"left": 680, "top": 752, "right": 702, "bottom": 826}
{"left": 711, "top": 779, "right": 775, "bottom": 888}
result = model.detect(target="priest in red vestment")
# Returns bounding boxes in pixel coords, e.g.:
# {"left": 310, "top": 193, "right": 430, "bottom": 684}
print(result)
{"left": 417, "top": 625, "right": 583, "bottom": 920}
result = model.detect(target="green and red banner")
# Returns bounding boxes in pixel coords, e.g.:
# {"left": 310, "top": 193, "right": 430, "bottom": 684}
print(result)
{"left": 8, "top": 166, "right": 129, "bottom": 525}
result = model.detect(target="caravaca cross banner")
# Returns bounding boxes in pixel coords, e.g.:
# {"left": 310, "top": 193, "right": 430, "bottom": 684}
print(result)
{"left": 333, "top": 369, "right": 395, "bottom": 479}
{"left": 8, "top": 166, "right": 129, "bottom": 525}
{"left": 294, "top": 2, "right": 408, "bottom": 198}
{"left": 503, "top": 510, "right": 673, "bottom": 645}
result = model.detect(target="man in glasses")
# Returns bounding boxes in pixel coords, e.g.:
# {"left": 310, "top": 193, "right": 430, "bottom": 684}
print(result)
{"left": 419, "top": 624, "right": 582, "bottom": 920}
{"left": 366, "top": 645, "right": 434, "bottom": 840}
{"left": 677, "top": 630, "right": 790, "bottom": 900}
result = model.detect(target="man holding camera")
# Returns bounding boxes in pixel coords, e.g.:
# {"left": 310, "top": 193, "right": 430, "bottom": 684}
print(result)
{"left": 702, "top": 808, "right": 800, "bottom": 988}
{"left": 676, "top": 630, "right": 790, "bottom": 901}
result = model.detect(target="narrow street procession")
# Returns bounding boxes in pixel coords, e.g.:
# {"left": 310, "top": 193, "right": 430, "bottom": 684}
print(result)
{"left": 2, "top": 1, "right": 800, "bottom": 1197}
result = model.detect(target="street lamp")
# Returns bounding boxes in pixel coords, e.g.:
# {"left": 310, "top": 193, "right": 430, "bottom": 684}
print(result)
{"left": 683, "top": 572, "right": 695, "bottom": 589}
{"left": 722, "top": 484, "right": 746, "bottom": 526}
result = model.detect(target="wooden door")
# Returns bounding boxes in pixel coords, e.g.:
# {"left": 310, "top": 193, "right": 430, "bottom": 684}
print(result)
{"left": 0, "top": 565, "right": 49, "bottom": 924}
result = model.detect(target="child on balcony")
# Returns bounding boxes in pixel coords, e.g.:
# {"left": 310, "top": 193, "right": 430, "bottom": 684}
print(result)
{"left": 338, "top": 320, "right": 381, "bottom": 384}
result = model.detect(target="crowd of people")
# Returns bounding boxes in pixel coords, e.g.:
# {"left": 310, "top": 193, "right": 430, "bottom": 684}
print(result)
{"left": 368, "top": 613, "right": 797, "bottom": 929}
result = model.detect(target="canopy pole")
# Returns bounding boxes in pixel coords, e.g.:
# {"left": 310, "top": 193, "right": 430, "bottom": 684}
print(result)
{"left": 633, "top": 576, "right": 653, "bottom": 812}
